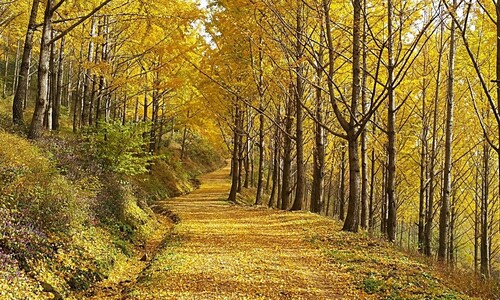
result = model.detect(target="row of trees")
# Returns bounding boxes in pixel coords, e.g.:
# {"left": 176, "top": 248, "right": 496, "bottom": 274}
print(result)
{"left": 203, "top": 0, "right": 500, "bottom": 278}
{"left": 0, "top": 0, "right": 221, "bottom": 156}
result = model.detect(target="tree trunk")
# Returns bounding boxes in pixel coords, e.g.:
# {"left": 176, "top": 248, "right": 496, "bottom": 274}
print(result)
{"left": 369, "top": 149, "right": 376, "bottom": 231}
{"left": 480, "top": 140, "right": 491, "bottom": 278}
{"left": 425, "top": 21, "right": 444, "bottom": 257}
{"left": 12, "top": 40, "right": 20, "bottom": 95}
{"left": 339, "top": 146, "right": 346, "bottom": 220}
{"left": 281, "top": 96, "right": 293, "bottom": 210}
{"left": 81, "top": 18, "right": 97, "bottom": 126}
{"left": 342, "top": 132, "right": 361, "bottom": 232}
{"left": 438, "top": 1, "right": 456, "bottom": 261}
{"left": 360, "top": 0, "right": 369, "bottom": 229}
{"left": 311, "top": 28, "right": 325, "bottom": 214}
{"left": 386, "top": 0, "right": 397, "bottom": 242}
{"left": 228, "top": 103, "right": 240, "bottom": 203}
{"left": 28, "top": 0, "right": 52, "bottom": 139}
{"left": 180, "top": 111, "right": 190, "bottom": 159}
{"left": 341, "top": 0, "right": 362, "bottom": 232}
{"left": 268, "top": 110, "right": 281, "bottom": 207}
{"left": 52, "top": 36, "right": 65, "bottom": 131}
{"left": 3, "top": 37, "right": 9, "bottom": 99}
{"left": 255, "top": 104, "right": 265, "bottom": 205}
{"left": 291, "top": 1, "right": 305, "bottom": 212}
{"left": 418, "top": 62, "right": 429, "bottom": 252}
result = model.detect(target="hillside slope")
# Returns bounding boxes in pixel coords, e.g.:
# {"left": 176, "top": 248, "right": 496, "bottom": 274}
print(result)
{"left": 0, "top": 125, "right": 223, "bottom": 299}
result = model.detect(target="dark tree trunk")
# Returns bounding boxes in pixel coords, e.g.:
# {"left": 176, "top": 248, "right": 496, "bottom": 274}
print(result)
{"left": 386, "top": 0, "right": 397, "bottom": 242}
{"left": 481, "top": 140, "right": 491, "bottom": 278}
{"left": 438, "top": 0, "right": 456, "bottom": 261}
{"left": 339, "top": 146, "right": 346, "bottom": 220}
{"left": 228, "top": 103, "right": 241, "bottom": 203}
{"left": 281, "top": 96, "right": 293, "bottom": 210}
{"left": 311, "top": 28, "right": 325, "bottom": 214}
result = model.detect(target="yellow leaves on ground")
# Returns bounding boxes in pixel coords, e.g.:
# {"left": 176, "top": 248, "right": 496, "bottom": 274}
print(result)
{"left": 124, "top": 166, "right": 472, "bottom": 299}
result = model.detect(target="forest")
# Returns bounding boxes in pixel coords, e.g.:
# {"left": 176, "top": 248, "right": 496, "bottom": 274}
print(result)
{"left": 1, "top": 0, "right": 500, "bottom": 299}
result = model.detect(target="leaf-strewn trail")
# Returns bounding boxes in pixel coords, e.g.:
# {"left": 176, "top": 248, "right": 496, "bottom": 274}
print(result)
{"left": 126, "top": 165, "right": 346, "bottom": 299}
{"left": 117, "top": 165, "right": 472, "bottom": 300}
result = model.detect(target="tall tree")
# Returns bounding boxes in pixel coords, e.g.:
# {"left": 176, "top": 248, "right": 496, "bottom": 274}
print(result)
{"left": 438, "top": 0, "right": 457, "bottom": 261}
{"left": 12, "top": 0, "right": 39, "bottom": 125}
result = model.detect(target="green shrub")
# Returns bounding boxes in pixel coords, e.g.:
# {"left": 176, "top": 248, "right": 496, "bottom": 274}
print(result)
{"left": 82, "top": 121, "right": 153, "bottom": 176}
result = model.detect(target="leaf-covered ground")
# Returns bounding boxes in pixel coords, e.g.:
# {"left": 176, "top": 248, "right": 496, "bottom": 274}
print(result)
{"left": 114, "top": 165, "right": 477, "bottom": 299}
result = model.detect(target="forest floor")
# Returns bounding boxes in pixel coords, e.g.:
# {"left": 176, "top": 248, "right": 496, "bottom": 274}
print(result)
{"left": 86, "top": 165, "right": 481, "bottom": 299}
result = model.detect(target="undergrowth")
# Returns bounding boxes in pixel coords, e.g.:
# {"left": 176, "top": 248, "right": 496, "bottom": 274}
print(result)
{"left": 0, "top": 104, "right": 224, "bottom": 299}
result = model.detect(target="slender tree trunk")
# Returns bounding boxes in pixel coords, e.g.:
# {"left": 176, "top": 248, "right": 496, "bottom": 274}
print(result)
{"left": 281, "top": 96, "right": 293, "bottom": 210}
{"left": 3, "top": 37, "right": 9, "bottom": 99}
{"left": 381, "top": 161, "right": 387, "bottom": 234}
{"left": 180, "top": 111, "right": 190, "bottom": 159}
{"left": 28, "top": 0, "right": 52, "bottom": 139}
{"left": 12, "top": 40, "right": 20, "bottom": 95}
{"left": 237, "top": 106, "right": 244, "bottom": 193}
{"left": 448, "top": 193, "right": 456, "bottom": 266}
{"left": 438, "top": 0, "right": 456, "bottom": 261}
{"left": 268, "top": 122, "right": 279, "bottom": 208}
{"left": 82, "top": 18, "right": 97, "bottom": 126}
{"left": 46, "top": 29, "right": 57, "bottom": 131}
{"left": 369, "top": 149, "right": 376, "bottom": 231}
{"left": 474, "top": 171, "right": 479, "bottom": 274}
{"left": 425, "top": 20, "right": 444, "bottom": 257}
{"left": 360, "top": 0, "right": 369, "bottom": 229}
{"left": 52, "top": 37, "right": 65, "bottom": 130}
{"left": 255, "top": 104, "right": 265, "bottom": 204}
{"left": 339, "top": 146, "right": 346, "bottom": 220}
{"left": 418, "top": 61, "right": 429, "bottom": 253}
{"left": 229, "top": 103, "right": 240, "bottom": 203}
{"left": 386, "top": 0, "right": 397, "bottom": 242}
{"left": 326, "top": 166, "right": 334, "bottom": 217}
{"left": 291, "top": 1, "right": 305, "bottom": 212}
{"left": 66, "top": 60, "right": 72, "bottom": 109}
{"left": 311, "top": 28, "right": 325, "bottom": 214}
{"left": 243, "top": 108, "right": 250, "bottom": 189}
{"left": 481, "top": 140, "right": 491, "bottom": 278}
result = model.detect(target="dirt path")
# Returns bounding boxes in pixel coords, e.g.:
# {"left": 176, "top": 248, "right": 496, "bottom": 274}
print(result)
{"left": 126, "top": 165, "right": 348, "bottom": 299}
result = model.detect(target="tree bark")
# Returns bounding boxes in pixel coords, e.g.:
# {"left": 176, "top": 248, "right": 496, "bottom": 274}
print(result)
{"left": 229, "top": 103, "right": 241, "bottom": 203}
{"left": 311, "top": 27, "right": 325, "bottom": 214}
{"left": 281, "top": 95, "right": 293, "bottom": 210}
{"left": 339, "top": 146, "right": 346, "bottom": 220}
{"left": 291, "top": 1, "right": 305, "bottom": 211}
{"left": 481, "top": 140, "right": 491, "bottom": 278}
{"left": 52, "top": 36, "right": 65, "bottom": 130}
{"left": 386, "top": 0, "right": 397, "bottom": 242}
{"left": 425, "top": 19, "right": 444, "bottom": 257}
{"left": 360, "top": 0, "right": 369, "bottom": 229}
{"left": 438, "top": 0, "right": 456, "bottom": 261}
{"left": 81, "top": 17, "right": 97, "bottom": 126}
{"left": 28, "top": 0, "right": 52, "bottom": 139}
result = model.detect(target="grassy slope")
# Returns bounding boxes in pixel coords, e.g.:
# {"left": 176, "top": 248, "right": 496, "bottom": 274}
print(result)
{"left": 0, "top": 100, "right": 224, "bottom": 299}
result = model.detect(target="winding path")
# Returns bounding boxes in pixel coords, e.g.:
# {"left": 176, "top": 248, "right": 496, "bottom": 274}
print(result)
{"left": 127, "top": 165, "right": 345, "bottom": 299}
